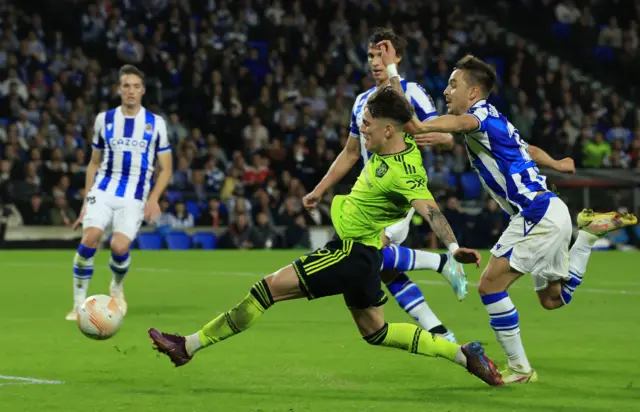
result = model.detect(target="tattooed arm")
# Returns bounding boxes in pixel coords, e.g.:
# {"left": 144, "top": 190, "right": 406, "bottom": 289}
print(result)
{"left": 411, "top": 198, "right": 482, "bottom": 266}
{"left": 412, "top": 199, "right": 458, "bottom": 248}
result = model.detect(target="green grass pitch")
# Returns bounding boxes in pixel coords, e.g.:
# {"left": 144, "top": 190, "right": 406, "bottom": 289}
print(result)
{"left": 1, "top": 250, "right": 639, "bottom": 412}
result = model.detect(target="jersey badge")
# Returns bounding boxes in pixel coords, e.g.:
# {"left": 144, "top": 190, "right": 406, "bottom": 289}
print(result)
{"left": 375, "top": 161, "right": 388, "bottom": 178}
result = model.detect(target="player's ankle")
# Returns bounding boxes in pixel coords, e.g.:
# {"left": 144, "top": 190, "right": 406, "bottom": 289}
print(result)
{"left": 185, "top": 333, "right": 203, "bottom": 357}
{"left": 454, "top": 346, "right": 467, "bottom": 367}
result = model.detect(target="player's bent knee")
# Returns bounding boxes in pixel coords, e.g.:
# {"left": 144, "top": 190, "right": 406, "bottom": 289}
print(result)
{"left": 379, "top": 269, "right": 400, "bottom": 284}
{"left": 81, "top": 227, "right": 103, "bottom": 249}
{"left": 351, "top": 306, "right": 385, "bottom": 338}
{"left": 110, "top": 233, "right": 132, "bottom": 256}
{"left": 264, "top": 265, "right": 306, "bottom": 302}
{"left": 537, "top": 285, "right": 565, "bottom": 310}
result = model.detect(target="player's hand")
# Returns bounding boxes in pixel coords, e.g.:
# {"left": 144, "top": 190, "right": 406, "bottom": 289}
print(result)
{"left": 144, "top": 200, "right": 161, "bottom": 223}
{"left": 413, "top": 132, "right": 453, "bottom": 147}
{"left": 453, "top": 248, "right": 482, "bottom": 268}
{"left": 376, "top": 40, "right": 397, "bottom": 67}
{"left": 303, "top": 190, "right": 322, "bottom": 210}
{"left": 555, "top": 157, "right": 576, "bottom": 174}
{"left": 72, "top": 205, "right": 85, "bottom": 231}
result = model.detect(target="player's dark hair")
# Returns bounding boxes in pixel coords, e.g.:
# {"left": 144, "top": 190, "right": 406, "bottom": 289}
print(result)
{"left": 119, "top": 64, "right": 145, "bottom": 81}
{"left": 454, "top": 54, "right": 497, "bottom": 96}
{"left": 367, "top": 87, "right": 413, "bottom": 125}
{"left": 368, "top": 27, "right": 407, "bottom": 57}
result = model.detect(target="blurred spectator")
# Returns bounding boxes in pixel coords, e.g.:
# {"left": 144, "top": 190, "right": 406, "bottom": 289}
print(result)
{"left": 21, "top": 194, "right": 51, "bottom": 226}
{"left": 196, "top": 198, "right": 228, "bottom": 227}
{"left": 50, "top": 195, "right": 77, "bottom": 226}
{"left": 583, "top": 132, "right": 611, "bottom": 168}
{"left": 168, "top": 201, "right": 194, "bottom": 229}
{"left": 284, "top": 214, "right": 311, "bottom": 249}
{"left": 220, "top": 213, "right": 258, "bottom": 250}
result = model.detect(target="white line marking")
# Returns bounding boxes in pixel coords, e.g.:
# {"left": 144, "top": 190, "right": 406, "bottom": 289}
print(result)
{"left": 0, "top": 375, "right": 64, "bottom": 386}
{"left": 5, "top": 262, "right": 640, "bottom": 296}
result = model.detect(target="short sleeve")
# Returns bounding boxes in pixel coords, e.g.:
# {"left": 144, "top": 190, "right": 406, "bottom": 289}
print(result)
{"left": 406, "top": 83, "right": 438, "bottom": 122}
{"left": 156, "top": 116, "right": 171, "bottom": 153}
{"left": 91, "top": 112, "right": 105, "bottom": 150}
{"left": 467, "top": 106, "right": 489, "bottom": 133}
{"left": 392, "top": 174, "right": 434, "bottom": 204}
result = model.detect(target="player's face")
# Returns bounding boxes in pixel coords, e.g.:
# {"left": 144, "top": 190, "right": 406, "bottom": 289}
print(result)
{"left": 443, "top": 69, "right": 472, "bottom": 115}
{"left": 360, "top": 108, "right": 386, "bottom": 153}
{"left": 367, "top": 45, "right": 401, "bottom": 83}
{"left": 119, "top": 74, "right": 145, "bottom": 108}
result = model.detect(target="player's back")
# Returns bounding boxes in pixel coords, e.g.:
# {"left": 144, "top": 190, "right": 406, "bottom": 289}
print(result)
{"left": 92, "top": 106, "right": 170, "bottom": 201}
{"left": 350, "top": 80, "right": 438, "bottom": 166}
{"left": 331, "top": 137, "right": 433, "bottom": 249}
{"left": 463, "top": 100, "right": 550, "bottom": 219}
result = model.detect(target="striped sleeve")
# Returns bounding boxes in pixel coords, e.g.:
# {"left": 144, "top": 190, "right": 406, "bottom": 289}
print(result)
{"left": 91, "top": 112, "right": 105, "bottom": 150}
{"left": 156, "top": 116, "right": 171, "bottom": 153}
{"left": 467, "top": 106, "right": 489, "bottom": 133}
{"left": 406, "top": 83, "right": 438, "bottom": 122}
{"left": 349, "top": 96, "right": 361, "bottom": 139}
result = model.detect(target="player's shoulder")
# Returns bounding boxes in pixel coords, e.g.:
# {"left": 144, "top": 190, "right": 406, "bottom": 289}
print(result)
{"left": 142, "top": 108, "right": 167, "bottom": 129}
{"left": 467, "top": 100, "right": 501, "bottom": 118}
{"left": 404, "top": 81, "right": 429, "bottom": 95}
{"left": 353, "top": 86, "right": 377, "bottom": 107}
{"left": 385, "top": 140, "right": 425, "bottom": 176}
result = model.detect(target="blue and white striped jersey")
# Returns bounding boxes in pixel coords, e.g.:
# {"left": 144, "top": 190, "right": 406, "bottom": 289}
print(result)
{"left": 91, "top": 106, "right": 171, "bottom": 201}
{"left": 350, "top": 78, "right": 437, "bottom": 165}
{"left": 463, "top": 100, "right": 549, "bottom": 220}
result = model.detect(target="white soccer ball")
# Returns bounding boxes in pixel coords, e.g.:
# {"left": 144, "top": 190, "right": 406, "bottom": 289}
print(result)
{"left": 77, "top": 294, "right": 124, "bottom": 340}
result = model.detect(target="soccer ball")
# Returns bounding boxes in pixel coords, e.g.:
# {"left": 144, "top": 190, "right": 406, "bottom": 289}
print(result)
{"left": 77, "top": 294, "right": 124, "bottom": 340}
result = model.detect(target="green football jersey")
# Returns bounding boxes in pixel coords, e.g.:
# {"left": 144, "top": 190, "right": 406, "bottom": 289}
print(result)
{"left": 330, "top": 137, "right": 434, "bottom": 249}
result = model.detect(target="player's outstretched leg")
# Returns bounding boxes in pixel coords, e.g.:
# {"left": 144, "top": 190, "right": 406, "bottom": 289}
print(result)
{"left": 148, "top": 264, "right": 305, "bottom": 367}
{"left": 381, "top": 268, "right": 456, "bottom": 342}
{"left": 477, "top": 256, "right": 536, "bottom": 384}
{"left": 382, "top": 246, "right": 468, "bottom": 300}
{"left": 560, "top": 210, "right": 638, "bottom": 306}
{"left": 67, "top": 228, "right": 102, "bottom": 321}
{"left": 352, "top": 307, "right": 502, "bottom": 386}
{"left": 108, "top": 233, "right": 133, "bottom": 315}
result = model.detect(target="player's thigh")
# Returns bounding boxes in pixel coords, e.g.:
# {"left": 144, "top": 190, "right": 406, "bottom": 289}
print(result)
{"left": 350, "top": 306, "right": 385, "bottom": 337}
{"left": 264, "top": 264, "right": 307, "bottom": 302}
{"left": 291, "top": 240, "right": 354, "bottom": 301}
{"left": 478, "top": 255, "right": 523, "bottom": 295}
{"left": 112, "top": 200, "right": 144, "bottom": 243}
{"left": 342, "top": 244, "right": 387, "bottom": 311}
{"left": 530, "top": 198, "right": 573, "bottom": 294}
{"left": 383, "top": 208, "right": 414, "bottom": 247}
{"left": 82, "top": 190, "right": 113, "bottom": 245}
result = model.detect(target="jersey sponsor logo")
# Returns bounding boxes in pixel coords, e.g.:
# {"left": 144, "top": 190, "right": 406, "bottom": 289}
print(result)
{"left": 375, "top": 161, "right": 388, "bottom": 178}
{"left": 406, "top": 177, "right": 426, "bottom": 190}
{"left": 110, "top": 138, "right": 149, "bottom": 151}
{"left": 86, "top": 196, "right": 96, "bottom": 204}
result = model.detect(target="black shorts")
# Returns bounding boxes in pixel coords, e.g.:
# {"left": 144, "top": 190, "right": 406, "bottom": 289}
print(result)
{"left": 292, "top": 238, "right": 387, "bottom": 309}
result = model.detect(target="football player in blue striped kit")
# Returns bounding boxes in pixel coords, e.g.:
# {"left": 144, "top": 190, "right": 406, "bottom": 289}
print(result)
{"left": 305, "top": 28, "right": 467, "bottom": 343}
{"left": 410, "top": 54, "right": 638, "bottom": 383}
{"left": 66, "top": 65, "right": 173, "bottom": 320}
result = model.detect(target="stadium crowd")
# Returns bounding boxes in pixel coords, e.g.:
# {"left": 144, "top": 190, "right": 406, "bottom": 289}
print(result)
{"left": 0, "top": 0, "right": 638, "bottom": 249}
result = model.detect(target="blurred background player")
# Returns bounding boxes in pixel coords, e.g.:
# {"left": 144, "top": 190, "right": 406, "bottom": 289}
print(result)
{"left": 305, "top": 27, "right": 465, "bottom": 342}
{"left": 411, "top": 55, "right": 638, "bottom": 383}
{"left": 66, "top": 65, "right": 173, "bottom": 320}
{"left": 148, "top": 88, "right": 502, "bottom": 387}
